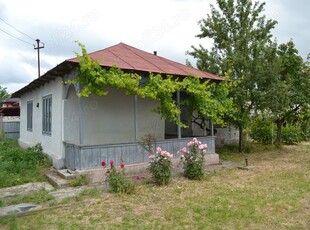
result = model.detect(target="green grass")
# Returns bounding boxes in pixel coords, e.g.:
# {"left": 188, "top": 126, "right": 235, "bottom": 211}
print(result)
{"left": 0, "top": 188, "right": 55, "bottom": 208}
{"left": 0, "top": 139, "right": 51, "bottom": 188}
{"left": 0, "top": 142, "right": 309, "bottom": 229}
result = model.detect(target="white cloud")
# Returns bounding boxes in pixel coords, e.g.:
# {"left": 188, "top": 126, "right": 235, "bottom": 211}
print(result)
{"left": 0, "top": 0, "right": 309, "bottom": 94}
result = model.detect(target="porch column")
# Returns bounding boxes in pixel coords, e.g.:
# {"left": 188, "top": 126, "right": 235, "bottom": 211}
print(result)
{"left": 134, "top": 95, "right": 138, "bottom": 141}
{"left": 209, "top": 120, "right": 214, "bottom": 136}
{"left": 76, "top": 83, "right": 84, "bottom": 145}
{"left": 177, "top": 90, "right": 181, "bottom": 139}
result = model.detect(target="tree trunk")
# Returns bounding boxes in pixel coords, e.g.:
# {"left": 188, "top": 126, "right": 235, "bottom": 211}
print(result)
{"left": 276, "top": 119, "right": 282, "bottom": 146}
{"left": 238, "top": 125, "right": 244, "bottom": 153}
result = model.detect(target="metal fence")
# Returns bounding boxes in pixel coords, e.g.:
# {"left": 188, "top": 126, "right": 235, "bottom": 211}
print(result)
{"left": 1, "top": 121, "right": 20, "bottom": 139}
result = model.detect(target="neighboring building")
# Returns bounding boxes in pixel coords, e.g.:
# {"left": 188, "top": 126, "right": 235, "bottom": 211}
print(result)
{"left": 12, "top": 43, "right": 224, "bottom": 170}
{"left": 0, "top": 98, "right": 20, "bottom": 118}
{"left": 0, "top": 98, "right": 20, "bottom": 139}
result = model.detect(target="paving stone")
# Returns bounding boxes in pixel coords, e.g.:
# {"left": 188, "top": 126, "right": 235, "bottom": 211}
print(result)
{"left": 0, "top": 203, "right": 41, "bottom": 217}
{"left": 0, "top": 182, "right": 54, "bottom": 199}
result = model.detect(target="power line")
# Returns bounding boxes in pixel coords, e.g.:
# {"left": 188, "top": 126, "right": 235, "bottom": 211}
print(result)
{"left": 0, "top": 17, "right": 35, "bottom": 41}
{"left": 0, "top": 27, "right": 34, "bottom": 46}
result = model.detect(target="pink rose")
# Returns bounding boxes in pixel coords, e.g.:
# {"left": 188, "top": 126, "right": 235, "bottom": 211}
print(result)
{"left": 156, "top": 147, "right": 162, "bottom": 153}
{"left": 101, "top": 161, "right": 106, "bottom": 167}
{"left": 110, "top": 160, "right": 114, "bottom": 166}
{"left": 120, "top": 163, "right": 125, "bottom": 168}
{"left": 181, "top": 147, "right": 188, "bottom": 153}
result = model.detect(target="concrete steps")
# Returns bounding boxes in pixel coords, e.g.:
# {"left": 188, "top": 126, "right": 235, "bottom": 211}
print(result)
{"left": 45, "top": 169, "right": 77, "bottom": 189}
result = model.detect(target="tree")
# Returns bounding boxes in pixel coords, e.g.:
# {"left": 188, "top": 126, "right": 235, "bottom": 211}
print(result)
{"left": 188, "top": 0, "right": 277, "bottom": 151}
{"left": 0, "top": 86, "right": 10, "bottom": 107}
{"left": 257, "top": 40, "right": 310, "bottom": 145}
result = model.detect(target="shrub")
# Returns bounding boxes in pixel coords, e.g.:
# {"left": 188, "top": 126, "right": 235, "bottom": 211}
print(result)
{"left": 148, "top": 147, "right": 173, "bottom": 185}
{"left": 250, "top": 117, "right": 275, "bottom": 144}
{"left": 102, "top": 160, "right": 135, "bottom": 194}
{"left": 179, "top": 138, "right": 207, "bottom": 180}
{"left": 0, "top": 141, "right": 51, "bottom": 188}
{"left": 299, "top": 110, "right": 310, "bottom": 141}
{"left": 282, "top": 125, "right": 301, "bottom": 145}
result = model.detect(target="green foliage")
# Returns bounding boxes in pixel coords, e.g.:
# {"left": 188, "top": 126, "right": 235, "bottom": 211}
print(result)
{"left": 179, "top": 138, "right": 207, "bottom": 180}
{"left": 148, "top": 147, "right": 173, "bottom": 185}
{"left": 0, "top": 141, "right": 51, "bottom": 188}
{"left": 0, "top": 85, "right": 10, "bottom": 106}
{"left": 139, "top": 73, "right": 182, "bottom": 126}
{"left": 299, "top": 109, "right": 310, "bottom": 141}
{"left": 281, "top": 125, "right": 301, "bottom": 145}
{"left": 188, "top": 0, "right": 277, "bottom": 151}
{"left": 68, "top": 41, "right": 141, "bottom": 97}
{"left": 181, "top": 76, "right": 234, "bottom": 126}
{"left": 70, "top": 42, "right": 233, "bottom": 129}
{"left": 250, "top": 116, "right": 275, "bottom": 144}
{"left": 257, "top": 40, "right": 310, "bottom": 145}
{"left": 103, "top": 162, "right": 135, "bottom": 194}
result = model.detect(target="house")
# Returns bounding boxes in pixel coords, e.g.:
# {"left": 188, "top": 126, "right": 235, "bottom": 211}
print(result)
{"left": 0, "top": 98, "right": 20, "bottom": 117}
{"left": 12, "top": 43, "right": 224, "bottom": 170}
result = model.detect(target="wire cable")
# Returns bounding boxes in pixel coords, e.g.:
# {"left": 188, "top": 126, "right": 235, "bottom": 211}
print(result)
{"left": 0, "top": 27, "right": 34, "bottom": 46}
{"left": 0, "top": 17, "right": 35, "bottom": 41}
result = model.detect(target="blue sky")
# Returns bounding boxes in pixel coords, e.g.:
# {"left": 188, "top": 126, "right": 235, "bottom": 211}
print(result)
{"left": 0, "top": 0, "right": 309, "bottom": 93}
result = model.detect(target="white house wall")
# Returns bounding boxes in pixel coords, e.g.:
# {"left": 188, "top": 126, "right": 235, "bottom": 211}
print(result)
{"left": 75, "top": 88, "right": 164, "bottom": 145}
{"left": 19, "top": 77, "right": 64, "bottom": 168}
{"left": 137, "top": 97, "right": 164, "bottom": 140}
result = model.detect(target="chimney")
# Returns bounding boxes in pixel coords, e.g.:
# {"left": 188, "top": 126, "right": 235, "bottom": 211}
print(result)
{"left": 153, "top": 51, "right": 157, "bottom": 56}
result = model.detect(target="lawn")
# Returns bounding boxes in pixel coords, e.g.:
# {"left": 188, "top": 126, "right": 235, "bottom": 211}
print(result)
{"left": 0, "top": 142, "right": 309, "bottom": 229}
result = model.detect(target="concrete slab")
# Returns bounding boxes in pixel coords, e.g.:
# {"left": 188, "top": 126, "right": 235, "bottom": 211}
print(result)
{"left": 0, "top": 203, "right": 41, "bottom": 217}
{"left": 0, "top": 182, "right": 54, "bottom": 199}
{"left": 57, "top": 169, "right": 77, "bottom": 180}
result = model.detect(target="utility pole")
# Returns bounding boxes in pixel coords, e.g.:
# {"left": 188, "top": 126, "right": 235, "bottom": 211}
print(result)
{"left": 34, "top": 39, "right": 44, "bottom": 78}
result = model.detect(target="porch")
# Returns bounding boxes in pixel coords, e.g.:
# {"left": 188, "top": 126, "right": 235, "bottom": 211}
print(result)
{"left": 64, "top": 136, "right": 216, "bottom": 170}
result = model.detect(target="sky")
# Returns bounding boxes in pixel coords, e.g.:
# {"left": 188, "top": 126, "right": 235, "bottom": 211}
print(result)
{"left": 0, "top": 0, "right": 309, "bottom": 94}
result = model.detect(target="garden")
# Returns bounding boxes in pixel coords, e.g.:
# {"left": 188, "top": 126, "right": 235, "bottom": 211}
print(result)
{"left": 0, "top": 137, "right": 309, "bottom": 229}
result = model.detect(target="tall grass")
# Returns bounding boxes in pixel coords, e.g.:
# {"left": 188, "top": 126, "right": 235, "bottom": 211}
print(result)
{"left": 0, "top": 140, "right": 51, "bottom": 188}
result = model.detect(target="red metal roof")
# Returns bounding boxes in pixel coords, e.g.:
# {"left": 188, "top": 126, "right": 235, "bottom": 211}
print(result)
{"left": 67, "top": 43, "right": 223, "bottom": 80}
{"left": 12, "top": 43, "right": 224, "bottom": 98}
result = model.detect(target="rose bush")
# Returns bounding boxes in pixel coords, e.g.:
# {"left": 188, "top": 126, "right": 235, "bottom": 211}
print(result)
{"left": 101, "top": 160, "right": 135, "bottom": 194}
{"left": 148, "top": 147, "right": 173, "bottom": 185}
{"left": 178, "top": 138, "right": 207, "bottom": 180}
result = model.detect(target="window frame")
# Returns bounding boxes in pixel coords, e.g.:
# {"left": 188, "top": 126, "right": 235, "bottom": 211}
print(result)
{"left": 42, "top": 94, "right": 52, "bottom": 135}
{"left": 27, "top": 100, "right": 33, "bottom": 131}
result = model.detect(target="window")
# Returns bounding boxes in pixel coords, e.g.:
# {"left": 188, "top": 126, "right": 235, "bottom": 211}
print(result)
{"left": 27, "top": 101, "right": 33, "bottom": 131}
{"left": 42, "top": 94, "right": 52, "bottom": 135}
